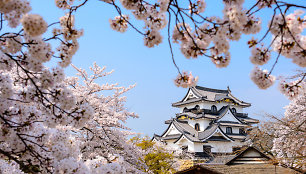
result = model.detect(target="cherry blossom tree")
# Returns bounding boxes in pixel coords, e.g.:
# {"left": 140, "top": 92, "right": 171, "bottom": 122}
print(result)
{"left": 66, "top": 63, "right": 145, "bottom": 173}
{"left": 1, "top": 59, "right": 144, "bottom": 173}
{"left": 272, "top": 92, "right": 306, "bottom": 171}
{"left": 0, "top": 1, "right": 146, "bottom": 172}
{"left": 0, "top": 0, "right": 86, "bottom": 172}
{"left": 248, "top": 91, "right": 305, "bottom": 171}
{"left": 1, "top": 59, "right": 144, "bottom": 172}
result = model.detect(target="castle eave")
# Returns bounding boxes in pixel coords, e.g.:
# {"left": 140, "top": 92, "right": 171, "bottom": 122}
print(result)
{"left": 172, "top": 98, "right": 204, "bottom": 107}
{"left": 173, "top": 86, "right": 251, "bottom": 108}
{"left": 160, "top": 134, "right": 181, "bottom": 140}
{"left": 240, "top": 118, "right": 259, "bottom": 124}
{"left": 219, "top": 121, "right": 248, "bottom": 127}
{"left": 227, "top": 134, "right": 247, "bottom": 140}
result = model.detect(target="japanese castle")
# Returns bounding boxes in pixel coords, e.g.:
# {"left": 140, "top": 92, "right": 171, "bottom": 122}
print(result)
{"left": 153, "top": 86, "right": 259, "bottom": 158}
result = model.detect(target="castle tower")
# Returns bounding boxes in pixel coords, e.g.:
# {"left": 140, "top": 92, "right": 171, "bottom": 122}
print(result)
{"left": 153, "top": 86, "right": 259, "bottom": 158}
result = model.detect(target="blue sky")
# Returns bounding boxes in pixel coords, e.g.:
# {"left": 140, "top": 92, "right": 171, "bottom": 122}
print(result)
{"left": 28, "top": 0, "right": 304, "bottom": 136}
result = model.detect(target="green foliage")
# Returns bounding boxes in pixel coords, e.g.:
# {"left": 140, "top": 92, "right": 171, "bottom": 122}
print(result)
{"left": 130, "top": 136, "right": 176, "bottom": 174}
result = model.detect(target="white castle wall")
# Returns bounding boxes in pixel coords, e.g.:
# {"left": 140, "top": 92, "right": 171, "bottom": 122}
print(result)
{"left": 208, "top": 141, "right": 244, "bottom": 153}
{"left": 193, "top": 142, "right": 205, "bottom": 152}
{"left": 175, "top": 138, "right": 194, "bottom": 152}
{"left": 165, "top": 140, "right": 245, "bottom": 153}
{"left": 164, "top": 140, "right": 180, "bottom": 150}
{"left": 219, "top": 110, "right": 240, "bottom": 122}
{"left": 165, "top": 124, "right": 180, "bottom": 135}
{"left": 178, "top": 102, "right": 243, "bottom": 113}
{"left": 187, "top": 119, "right": 210, "bottom": 132}
{"left": 220, "top": 126, "right": 240, "bottom": 134}
{"left": 166, "top": 139, "right": 204, "bottom": 153}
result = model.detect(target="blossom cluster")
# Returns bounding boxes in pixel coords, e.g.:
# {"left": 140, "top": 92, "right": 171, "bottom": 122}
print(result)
{"left": 59, "top": 14, "right": 84, "bottom": 41}
{"left": 109, "top": 15, "right": 129, "bottom": 33}
{"left": 21, "top": 14, "right": 47, "bottom": 37}
{"left": 1, "top": 34, "right": 22, "bottom": 54}
{"left": 0, "top": 73, "right": 13, "bottom": 99}
{"left": 256, "top": 0, "right": 275, "bottom": 9}
{"left": 189, "top": 0, "right": 206, "bottom": 14}
{"left": 55, "top": 0, "right": 75, "bottom": 9}
{"left": 0, "top": 0, "right": 31, "bottom": 27}
{"left": 110, "top": 0, "right": 168, "bottom": 48}
{"left": 250, "top": 66, "right": 275, "bottom": 89}
{"left": 250, "top": 44, "right": 271, "bottom": 65}
{"left": 0, "top": 160, "right": 25, "bottom": 174}
{"left": 278, "top": 79, "right": 305, "bottom": 100}
{"left": 269, "top": 10, "right": 306, "bottom": 68}
{"left": 174, "top": 71, "right": 198, "bottom": 88}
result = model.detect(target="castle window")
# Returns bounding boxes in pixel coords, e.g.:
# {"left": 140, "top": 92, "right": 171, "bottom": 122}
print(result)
{"left": 226, "top": 127, "right": 232, "bottom": 134}
{"left": 195, "top": 105, "right": 200, "bottom": 110}
{"left": 183, "top": 107, "right": 188, "bottom": 112}
{"left": 203, "top": 145, "right": 211, "bottom": 154}
{"left": 232, "top": 108, "right": 237, "bottom": 114}
{"left": 195, "top": 123, "right": 200, "bottom": 131}
{"left": 211, "top": 105, "right": 217, "bottom": 113}
{"left": 239, "top": 128, "right": 245, "bottom": 135}
{"left": 182, "top": 145, "right": 188, "bottom": 152}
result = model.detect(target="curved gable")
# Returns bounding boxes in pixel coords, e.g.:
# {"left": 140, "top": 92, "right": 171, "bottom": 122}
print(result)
{"left": 203, "top": 126, "right": 234, "bottom": 142}
{"left": 173, "top": 134, "right": 197, "bottom": 144}
{"left": 182, "top": 88, "right": 200, "bottom": 102}
{"left": 218, "top": 107, "right": 243, "bottom": 124}
{"left": 162, "top": 123, "right": 180, "bottom": 137}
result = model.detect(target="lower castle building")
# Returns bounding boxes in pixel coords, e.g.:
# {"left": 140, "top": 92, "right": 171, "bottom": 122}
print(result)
{"left": 153, "top": 86, "right": 259, "bottom": 158}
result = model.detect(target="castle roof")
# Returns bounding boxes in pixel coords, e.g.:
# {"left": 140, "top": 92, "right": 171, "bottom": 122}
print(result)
{"left": 172, "top": 86, "right": 251, "bottom": 107}
{"left": 153, "top": 118, "right": 236, "bottom": 143}
{"left": 176, "top": 146, "right": 301, "bottom": 174}
{"left": 225, "top": 146, "right": 271, "bottom": 165}
{"left": 176, "top": 105, "right": 259, "bottom": 125}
